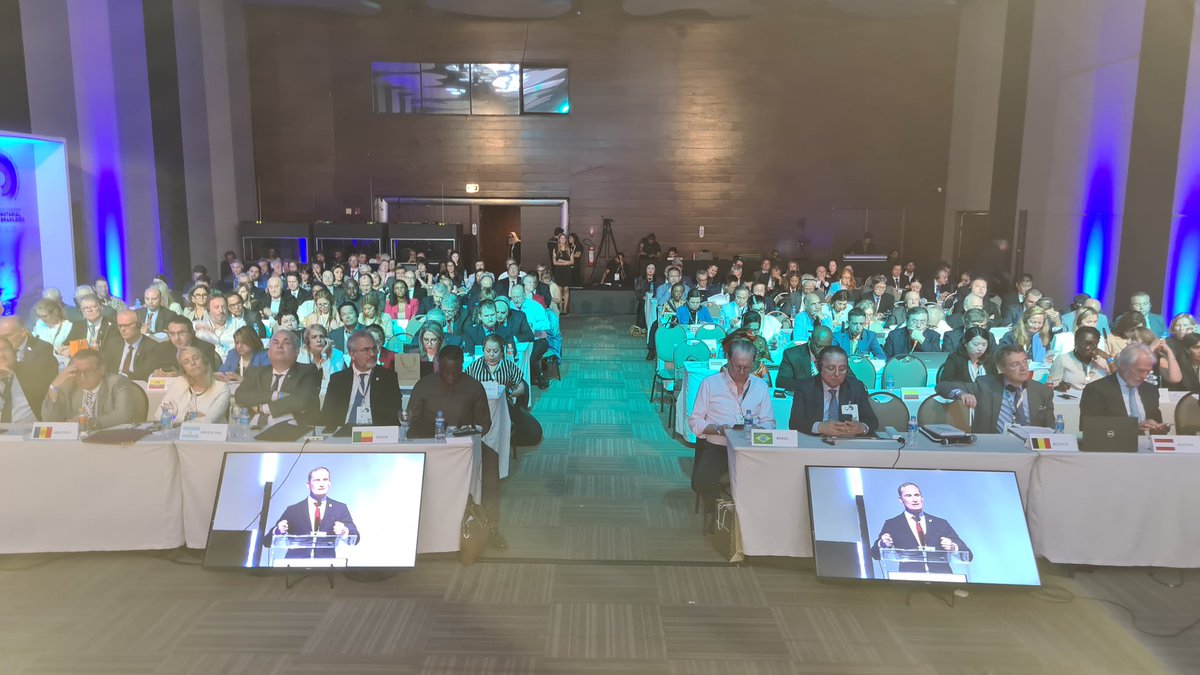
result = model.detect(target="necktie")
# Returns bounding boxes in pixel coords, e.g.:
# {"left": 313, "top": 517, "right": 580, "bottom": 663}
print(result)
{"left": 147, "top": 310, "right": 156, "bottom": 331}
{"left": 120, "top": 344, "right": 135, "bottom": 375}
{"left": 913, "top": 515, "right": 926, "bottom": 547}
{"left": 313, "top": 502, "right": 323, "bottom": 532}
{"left": 850, "top": 337, "right": 859, "bottom": 354}
{"left": 825, "top": 389, "right": 839, "bottom": 422}
{"left": 1126, "top": 383, "right": 1143, "bottom": 422}
{"left": 997, "top": 384, "right": 1016, "bottom": 433}
{"left": 83, "top": 390, "right": 97, "bottom": 418}
{"left": 1, "top": 377, "right": 12, "bottom": 423}
{"left": 349, "top": 373, "right": 367, "bottom": 423}
{"left": 271, "top": 373, "right": 284, "bottom": 394}
{"left": 87, "top": 323, "right": 97, "bottom": 346}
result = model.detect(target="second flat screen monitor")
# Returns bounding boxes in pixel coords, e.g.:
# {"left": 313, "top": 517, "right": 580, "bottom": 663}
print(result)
{"left": 806, "top": 466, "right": 1040, "bottom": 587}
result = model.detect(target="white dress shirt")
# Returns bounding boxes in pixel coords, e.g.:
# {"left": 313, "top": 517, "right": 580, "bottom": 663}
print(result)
{"left": 688, "top": 370, "right": 775, "bottom": 445}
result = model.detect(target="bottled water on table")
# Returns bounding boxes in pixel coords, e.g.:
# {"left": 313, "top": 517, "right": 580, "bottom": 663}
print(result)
{"left": 1055, "top": 414, "right": 1065, "bottom": 434}
{"left": 907, "top": 415, "right": 918, "bottom": 443}
{"left": 435, "top": 410, "right": 446, "bottom": 441}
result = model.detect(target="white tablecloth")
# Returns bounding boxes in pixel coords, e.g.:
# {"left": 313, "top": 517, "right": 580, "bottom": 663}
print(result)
{"left": 1, "top": 428, "right": 184, "bottom": 554}
{"left": 726, "top": 431, "right": 1037, "bottom": 558}
{"left": 1026, "top": 446, "right": 1200, "bottom": 567}
{"left": 176, "top": 436, "right": 479, "bottom": 554}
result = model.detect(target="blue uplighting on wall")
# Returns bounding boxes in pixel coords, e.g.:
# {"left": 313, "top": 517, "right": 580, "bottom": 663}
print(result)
{"left": 298, "top": 238, "right": 309, "bottom": 264}
{"left": 1078, "top": 164, "right": 1114, "bottom": 300}
{"left": 96, "top": 169, "right": 126, "bottom": 300}
{"left": 1167, "top": 188, "right": 1200, "bottom": 317}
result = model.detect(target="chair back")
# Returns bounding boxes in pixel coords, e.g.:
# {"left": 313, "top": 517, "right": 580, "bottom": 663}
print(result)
{"left": 868, "top": 391, "right": 910, "bottom": 431}
{"left": 917, "top": 395, "right": 970, "bottom": 432}
{"left": 654, "top": 325, "right": 688, "bottom": 365}
{"left": 1176, "top": 392, "right": 1200, "bottom": 435}
{"left": 694, "top": 323, "right": 726, "bottom": 342}
{"left": 673, "top": 340, "right": 712, "bottom": 384}
{"left": 131, "top": 382, "right": 151, "bottom": 423}
{"left": 406, "top": 315, "right": 426, "bottom": 339}
{"left": 935, "top": 361, "right": 946, "bottom": 384}
{"left": 848, "top": 355, "right": 877, "bottom": 388}
{"left": 766, "top": 310, "right": 791, "bottom": 330}
{"left": 881, "top": 356, "right": 928, "bottom": 388}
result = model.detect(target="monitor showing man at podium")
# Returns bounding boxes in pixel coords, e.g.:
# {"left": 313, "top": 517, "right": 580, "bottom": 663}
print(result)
{"left": 807, "top": 467, "right": 1039, "bottom": 587}
{"left": 267, "top": 466, "right": 360, "bottom": 563}
{"left": 205, "top": 452, "right": 425, "bottom": 570}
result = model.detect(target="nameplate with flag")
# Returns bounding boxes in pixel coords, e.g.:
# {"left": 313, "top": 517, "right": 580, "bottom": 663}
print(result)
{"left": 1026, "top": 434, "right": 1078, "bottom": 451}
{"left": 30, "top": 423, "right": 80, "bottom": 441}
{"left": 749, "top": 429, "right": 799, "bottom": 447}
{"left": 146, "top": 377, "right": 172, "bottom": 391}
{"left": 901, "top": 389, "right": 922, "bottom": 401}
{"left": 350, "top": 426, "right": 400, "bottom": 444}
{"left": 178, "top": 423, "right": 229, "bottom": 442}
{"left": 1150, "top": 435, "right": 1200, "bottom": 453}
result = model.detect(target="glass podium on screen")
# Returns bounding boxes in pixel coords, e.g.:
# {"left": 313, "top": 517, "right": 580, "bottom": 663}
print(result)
{"left": 268, "top": 534, "right": 359, "bottom": 568}
{"left": 878, "top": 547, "right": 972, "bottom": 583}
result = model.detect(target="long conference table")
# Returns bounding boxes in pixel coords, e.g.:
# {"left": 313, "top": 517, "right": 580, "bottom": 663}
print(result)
{"left": 726, "top": 431, "right": 1200, "bottom": 568}
{"left": 1, "top": 427, "right": 479, "bottom": 556}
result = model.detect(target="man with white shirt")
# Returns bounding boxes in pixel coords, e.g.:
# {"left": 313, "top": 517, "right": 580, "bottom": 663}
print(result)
{"left": 234, "top": 330, "right": 321, "bottom": 426}
{"left": 102, "top": 310, "right": 174, "bottom": 381}
{"left": 63, "top": 295, "right": 114, "bottom": 354}
{"left": 321, "top": 331, "right": 402, "bottom": 428}
{"left": 264, "top": 277, "right": 298, "bottom": 322}
{"left": 194, "top": 295, "right": 244, "bottom": 361}
{"left": 688, "top": 341, "right": 775, "bottom": 524}
{"left": 1080, "top": 342, "right": 1170, "bottom": 434}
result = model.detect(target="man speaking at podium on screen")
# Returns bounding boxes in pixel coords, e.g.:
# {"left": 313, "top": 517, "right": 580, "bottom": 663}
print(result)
{"left": 870, "top": 482, "right": 970, "bottom": 573}
{"left": 271, "top": 467, "right": 360, "bottom": 558}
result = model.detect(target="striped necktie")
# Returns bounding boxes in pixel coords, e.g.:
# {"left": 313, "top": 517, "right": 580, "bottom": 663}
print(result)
{"left": 997, "top": 385, "right": 1017, "bottom": 433}
{"left": 825, "top": 389, "right": 839, "bottom": 422}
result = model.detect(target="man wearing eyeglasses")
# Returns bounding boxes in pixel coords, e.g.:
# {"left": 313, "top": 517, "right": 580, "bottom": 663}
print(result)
{"left": 688, "top": 340, "right": 776, "bottom": 524}
{"left": 42, "top": 349, "right": 147, "bottom": 428}
{"left": 155, "top": 317, "right": 220, "bottom": 374}
{"left": 789, "top": 345, "right": 878, "bottom": 437}
{"left": 321, "top": 330, "right": 402, "bottom": 428}
{"left": 937, "top": 344, "right": 1056, "bottom": 433}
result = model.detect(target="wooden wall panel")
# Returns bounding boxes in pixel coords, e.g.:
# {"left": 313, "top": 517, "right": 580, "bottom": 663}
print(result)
{"left": 245, "top": 4, "right": 959, "bottom": 265}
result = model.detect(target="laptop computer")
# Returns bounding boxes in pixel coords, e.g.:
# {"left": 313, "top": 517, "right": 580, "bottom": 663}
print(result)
{"left": 1079, "top": 416, "right": 1139, "bottom": 452}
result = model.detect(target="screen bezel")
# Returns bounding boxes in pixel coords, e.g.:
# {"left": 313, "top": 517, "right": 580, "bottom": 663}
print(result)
{"left": 204, "top": 450, "right": 428, "bottom": 572}
{"left": 804, "top": 465, "right": 1041, "bottom": 588}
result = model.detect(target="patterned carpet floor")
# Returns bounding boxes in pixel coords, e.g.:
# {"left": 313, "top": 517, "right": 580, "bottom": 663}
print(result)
{"left": 0, "top": 316, "right": 1192, "bottom": 674}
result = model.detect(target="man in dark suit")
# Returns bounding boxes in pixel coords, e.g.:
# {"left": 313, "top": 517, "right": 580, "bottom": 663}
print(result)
{"left": 321, "top": 331, "right": 403, "bottom": 428}
{"left": 870, "top": 482, "right": 971, "bottom": 574}
{"left": 777, "top": 325, "right": 833, "bottom": 391}
{"left": 494, "top": 297, "right": 535, "bottom": 343}
{"left": 883, "top": 307, "right": 942, "bottom": 357}
{"left": 268, "top": 466, "right": 360, "bottom": 558}
{"left": 494, "top": 263, "right": 525, "bottom": 298}
{"left": 137, "top": 286, "right": 181, "bottom": 334}
{"left": 789, "top": 345, "right": 879, "bottom": 436}
{"left": 1080, "top": 342, "right": 1170, "bottom": 433}
{"left": 102, "top": 311, "right": 176, "bottom": 381}
{"left": 64, "top": 295, "right": 116, "bottom": 352}
{"left": 862, "top": 276, "right": 895, "bottom": 317}
{"left": 936, "top": 344, "right": 1056, "bottom": 433}
{"left": 832, "top": 308, "right": 886, "bottom": 359}
{"left": 234, "top": 329, "right": 321, "bottom": 426}
{"left": 0, "top": 317, "right": 57, "bottom": 417}
{"left": 1000, "top": 273, "right": 1035, "bottom": 315}
{"left": 329, "top": 302, "right": 364, "bottom": 354}
{"left": 941, "top": 308, "right": 997, "bottom": 354}
{"left": 159, "top": 317, "right": 221, "bottom": 374}
{"left": 462, "top": 300, "right": 517, "bottom": 355}
{"left": 285, "top": 272, "right": 313, "bottom": 304}
{"left": 0, "top": 340, "right": 39, "bottom": 422}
